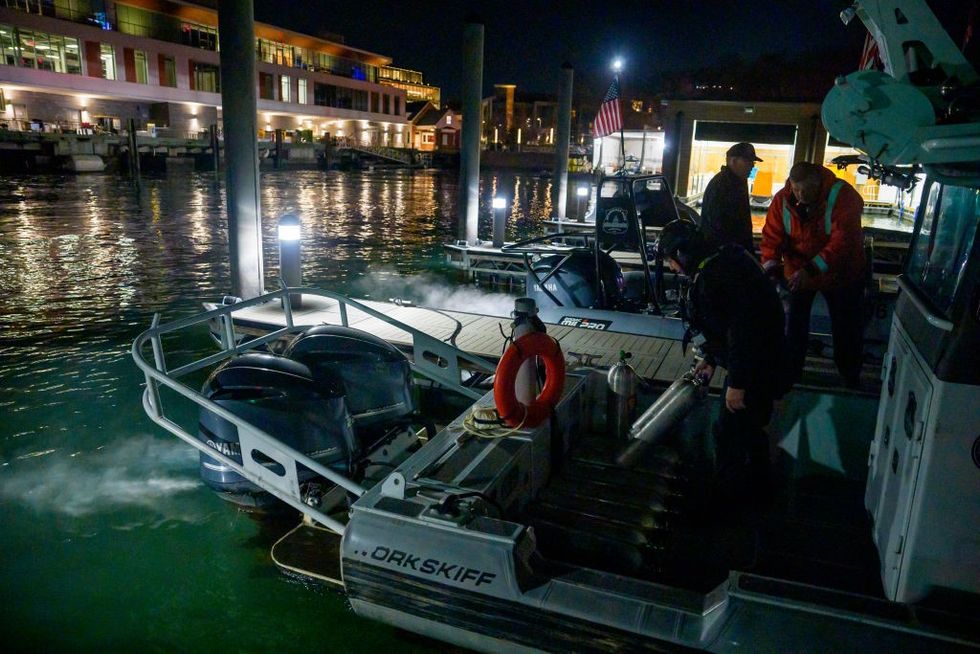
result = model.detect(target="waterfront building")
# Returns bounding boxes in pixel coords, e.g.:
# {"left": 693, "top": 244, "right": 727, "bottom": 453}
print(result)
{"left": 406, "top": 100, "right": 459, "bottom": 152}
{"left": 481, "top": 83, "right": 564, "bottom": 150}
{"left": 592, "top": 130, "right": 665, "bottom": 176}
{"left": 378, "top": 65, "right": 440, "bottom": 107}
{"left": 0, "top": 0, "right": 408, "bottom": 147}
{"left": 660, "top": 99, "right": 923, "bottom": 211}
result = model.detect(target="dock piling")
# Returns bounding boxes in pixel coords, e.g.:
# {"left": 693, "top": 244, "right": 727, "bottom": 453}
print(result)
{"left": 209, "top": 124, "right": 219, "bottom": 172}
{"left": 553, "top": 63, "right": 574, "bottom": 227}
{"left": 274, "top": 129, "right": 284, "bottom": 169}
{"left": 458, "top": 20, "right": 484, "bottom": 244}
{"left": 218, "top": 0, "right": 264, "bottom": 299}
{"left": 127, "top": 118, "right": 140, "bottom": 178}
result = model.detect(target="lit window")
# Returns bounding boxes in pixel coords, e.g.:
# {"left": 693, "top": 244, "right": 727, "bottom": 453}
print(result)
{"left": 280, "top": 75, "right": 291, "bottom": 102}
{"left": 100, "top": 43, "right": 116, "bottom": 80}
{"left": 134, "top": 50, "right": 148, "bottom": 84}
{"left": 297, "top": 78, "right": 307, "bottom": 104}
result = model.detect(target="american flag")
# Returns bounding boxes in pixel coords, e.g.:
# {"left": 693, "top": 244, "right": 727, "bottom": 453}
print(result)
{"left": 859, "top": 32, "right": 882, "bottom": 71}
{"left": 593, "top": 78, "right": 622, "bottom": 138}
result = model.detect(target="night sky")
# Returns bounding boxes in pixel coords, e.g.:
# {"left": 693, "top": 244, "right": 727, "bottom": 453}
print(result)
{"left": 253, "top": 0, "right": 974, "bottom": 103}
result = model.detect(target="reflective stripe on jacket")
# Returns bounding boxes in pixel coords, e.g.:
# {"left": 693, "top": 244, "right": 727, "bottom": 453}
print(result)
{"left": 760, "top": 168, "right": 865, "bottom": 290}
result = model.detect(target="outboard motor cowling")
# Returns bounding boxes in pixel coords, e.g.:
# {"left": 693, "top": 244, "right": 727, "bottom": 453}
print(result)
{"left": 198, "top": 353, "right": 356, "bottom": 509}
{"left": 284, "top": 325, "right": 415, "bottom": 441}
{"left": 528, "top": 250, "right": 624, "bottom": 309}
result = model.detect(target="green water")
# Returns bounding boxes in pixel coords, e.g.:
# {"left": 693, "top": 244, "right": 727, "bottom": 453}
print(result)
{"left": 0, "top": 168, "right": 554, "bottom": 651}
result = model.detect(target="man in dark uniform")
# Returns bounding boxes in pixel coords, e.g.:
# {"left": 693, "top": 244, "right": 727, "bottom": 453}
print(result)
{"left": 658, "top": 219, "right": 784, "bottom": 501}
{"left": 699, "top": 142, "right": 762, "bottom": 252}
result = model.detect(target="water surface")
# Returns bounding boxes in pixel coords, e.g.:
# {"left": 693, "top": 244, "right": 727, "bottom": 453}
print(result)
{"left": 0, "top": 168, "right": 554, "bottom": 651}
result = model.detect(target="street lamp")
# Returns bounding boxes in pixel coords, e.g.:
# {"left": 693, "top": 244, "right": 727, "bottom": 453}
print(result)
{"left": 492, "top": 196, "right": 507, "bottom": 248}
{"left": 611, "top": 58, "right": 625, "bottom": 169}
{"left": 576, "top": 185, "right": 589, "bottom": 222}
{"left": 278, "top": 212, "right": 302, "bottom": 309}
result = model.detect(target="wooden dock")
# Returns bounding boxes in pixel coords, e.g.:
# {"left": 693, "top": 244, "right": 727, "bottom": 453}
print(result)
{"left": 224, "top": 295, "right": 722, "bottom": 389}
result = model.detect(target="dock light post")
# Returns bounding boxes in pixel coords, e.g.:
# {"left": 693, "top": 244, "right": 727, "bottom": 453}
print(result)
{"left": 576, "top": 185, "right": 589, "bottom": 222}
{"left": 492, "top": 196, "right": 507, "bottom": 248}
{"left": 278, "top": 213, "right": 302, "bottom": 309}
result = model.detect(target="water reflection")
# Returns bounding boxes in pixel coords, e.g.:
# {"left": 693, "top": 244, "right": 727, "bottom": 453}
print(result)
{"left": 0, "top": 167, "right": 563, "bottom": 650}
{"left": 0, "top": 168, "right": 555, "bottom": 377}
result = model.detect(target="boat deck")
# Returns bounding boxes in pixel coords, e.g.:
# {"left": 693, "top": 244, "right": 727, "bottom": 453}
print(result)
{"left": 224, "top": 295, "right": 722, "bottom": 388}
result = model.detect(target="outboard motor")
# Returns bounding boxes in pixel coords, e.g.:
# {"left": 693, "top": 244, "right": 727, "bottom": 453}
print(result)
{"left": 528, "top": 250, "right": 624, "bottom": 309}
{"left": 198, "top": 353, "right": 356, "bottom": 509}
{"left": 284, "top": 325, "right": 415, "bottom": 445}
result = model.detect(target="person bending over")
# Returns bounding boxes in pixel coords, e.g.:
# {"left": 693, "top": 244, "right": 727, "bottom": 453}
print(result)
{"left": 761, "top": 162, "right": 866, "bottom": 389}
{"left": 658, "top": 219, "right": 784, "bottom": 502}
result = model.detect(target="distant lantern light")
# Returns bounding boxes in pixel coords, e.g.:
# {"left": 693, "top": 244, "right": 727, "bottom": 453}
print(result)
{"left": 612, "top": 58, "right": 623, "bottom": 72}
{"left": 492, "top": 197, "right": 506, "bottom": 209}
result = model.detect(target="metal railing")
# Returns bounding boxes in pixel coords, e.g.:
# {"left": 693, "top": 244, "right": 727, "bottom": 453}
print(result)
{"left": 132, "top": 286, "right": 497, "bottom": 534}
{"left": 342, "top": 144, "right": 413, "bottom": 165}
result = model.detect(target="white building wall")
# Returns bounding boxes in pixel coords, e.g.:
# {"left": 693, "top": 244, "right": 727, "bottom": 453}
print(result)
{"left": 0, "top": 6, "right": 408, "bottom": 141}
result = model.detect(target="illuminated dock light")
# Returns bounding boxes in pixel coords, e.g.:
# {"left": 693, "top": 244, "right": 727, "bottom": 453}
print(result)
{"left": 492, "top": 196, "right": 507, "bottom": 247}
{"left": 277, "top": 213, "right": 301, "bottom": 241}
{"left": 277, "top": 213, "right": 302, "bottom": 308}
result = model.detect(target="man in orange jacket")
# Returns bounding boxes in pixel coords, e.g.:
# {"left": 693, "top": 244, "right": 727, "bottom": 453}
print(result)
{"left": 761, "top": 162, "right": 866, "bottom": 389}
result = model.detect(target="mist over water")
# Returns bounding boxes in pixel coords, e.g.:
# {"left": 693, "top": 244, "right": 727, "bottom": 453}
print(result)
{"left": 1, "top": 438, "right": 198, "bottom": 517}
{"left": 353, "top": 268, "right": 517, "bottom": 317}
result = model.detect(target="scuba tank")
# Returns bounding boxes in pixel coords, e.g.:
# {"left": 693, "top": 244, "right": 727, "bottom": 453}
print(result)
{"left": 512, "top": 297, "right": 546, "bottom": 405}
{"left": 606, "top": 351, "right": 638, "bottom": 441}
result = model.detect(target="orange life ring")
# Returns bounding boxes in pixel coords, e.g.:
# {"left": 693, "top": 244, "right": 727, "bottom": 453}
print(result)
{"left": 494, "top": 331, "right": 566, "bottom": 428}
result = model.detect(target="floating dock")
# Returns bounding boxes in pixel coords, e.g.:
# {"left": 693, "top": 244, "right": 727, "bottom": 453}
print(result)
{"left": 220, "top": 294, "right": 718, "bottom": 388}
{"left": 444, "top": 219, "right": 910, "bottom": 290}
{"left": 219, "top": 293, "right": 882, "bottom": 394}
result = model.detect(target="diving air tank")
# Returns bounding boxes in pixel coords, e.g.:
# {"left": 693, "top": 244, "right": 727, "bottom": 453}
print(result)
{"left": 606, "top": 351, "right": 638, "bottom": 441}
{"left": 512, "top": 297, "right": 546, "bottom": 405}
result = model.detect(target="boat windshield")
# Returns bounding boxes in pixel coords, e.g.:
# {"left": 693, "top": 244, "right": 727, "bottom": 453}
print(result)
{"left": 905, "top": 181, "right": 980, "bottom": 317}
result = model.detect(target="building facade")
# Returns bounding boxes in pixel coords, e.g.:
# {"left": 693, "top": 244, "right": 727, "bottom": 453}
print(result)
{"left": 378, "top": 65, "right": 440, "bottom": 107}
{"left": 660, "top": 100, "right": 826, "bottom": 198}
{"left": 0, "top": 0, "right": 408, "bottom": 147}
{"left": 481, "top": 83, "right": 560, "bottom": 149}
{"left": 407, "top": 100, "right": 459, "bottom": 151}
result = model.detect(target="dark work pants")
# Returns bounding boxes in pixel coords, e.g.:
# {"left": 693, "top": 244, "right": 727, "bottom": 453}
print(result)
{"left": 785, "top": 278, "right": 864, "bottom": 388}
{"left": 714, "top": 380, "right": 774, "bottom": 502}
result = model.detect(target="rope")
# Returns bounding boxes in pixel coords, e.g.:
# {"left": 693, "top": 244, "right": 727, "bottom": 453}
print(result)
{"left": 461, "top": 404, "right": 527, "bottom": 439}
{"left": 498, "top": 322, "right": 514, "bottom": 355}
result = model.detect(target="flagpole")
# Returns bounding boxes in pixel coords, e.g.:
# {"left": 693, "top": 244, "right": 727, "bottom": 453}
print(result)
{"left": 617, "top": 72, "right": 625, "bottom": 173}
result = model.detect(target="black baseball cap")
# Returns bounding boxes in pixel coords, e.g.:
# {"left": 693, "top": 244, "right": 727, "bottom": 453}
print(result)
{"left": 726, "top": 142, "right": 763, "bottom": 162}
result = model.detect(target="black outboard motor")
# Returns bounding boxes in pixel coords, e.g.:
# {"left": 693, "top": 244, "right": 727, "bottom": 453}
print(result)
{"left": 528, "top": 249, "right": 624, "bottom": 309}
{"left": 198, "top": 353, "right": 356, "bottom": 509}
{"left": 284, "top": 325, "right": 415, "bottom": 446}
